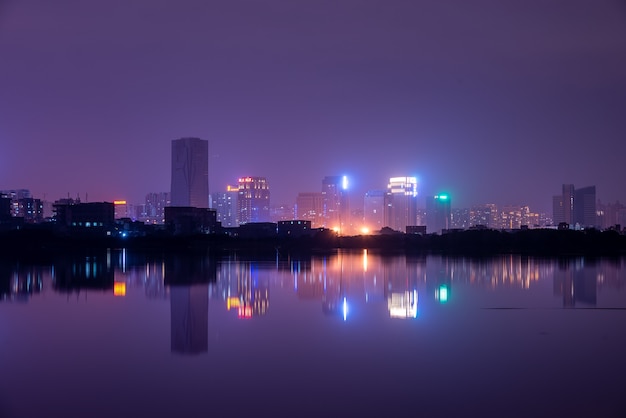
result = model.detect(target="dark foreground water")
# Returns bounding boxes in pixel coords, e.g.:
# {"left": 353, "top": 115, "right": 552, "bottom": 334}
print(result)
{"left": 1, "top": 251, "right": 625, "bottom": 418}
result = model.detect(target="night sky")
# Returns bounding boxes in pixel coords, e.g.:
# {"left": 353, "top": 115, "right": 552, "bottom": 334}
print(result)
{"left": 1, "top": 0, "right": 625, "bottom": 213}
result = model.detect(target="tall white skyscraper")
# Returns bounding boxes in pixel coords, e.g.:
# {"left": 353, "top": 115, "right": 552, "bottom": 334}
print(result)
{"left": 170, "top": 138, "right": 208, "bottom": 208}
{"left": 385, "top": 177, "right": 418, "bottom": 232}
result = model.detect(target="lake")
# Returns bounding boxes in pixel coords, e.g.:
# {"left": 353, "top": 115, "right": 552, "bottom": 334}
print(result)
{"left": 1, "top": 250, "right": 625, "bottom": 418}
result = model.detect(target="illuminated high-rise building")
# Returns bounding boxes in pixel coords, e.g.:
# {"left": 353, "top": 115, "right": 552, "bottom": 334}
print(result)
{"left": 237, "top": 177, "right": 270, "bottom": 224}
{"left": 426, "top": 194, "right": 451, "bottom": 234}
{"left": 322, "top": 175, "right": 350, "bottom": 233}
{"left": 211, "top": 185, "right": 239, "bottom": 227}
{"left": 384, "top": 177, "right": 418, "bottom": 232}
{"left": 170, "top": 137, "right": 208, "bottom": 208}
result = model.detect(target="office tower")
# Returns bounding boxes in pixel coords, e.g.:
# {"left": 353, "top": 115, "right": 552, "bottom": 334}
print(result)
{"left": 553, "top": 184, "right": 575, "bottom": 226}
{"left": 562, "top": 184, "right": 575, "bottom": 225}
{"left": 296, "top": 192, "right": 324, "bottom": 227}
{"left": 553, "top": 184, "right": 597, "bottom": 228}
{"left": 574, "top": 186, "right": 596, "bottom": 228}
{"left": 552, "top": 195, "right": 565, "bottom": 225}
{"left": 143, "top": 192, "right": 170, "bottom": 224}
{"left": 211, "top": 185, "right": 239, "bottom": 227}
{"left": 322, "top": 176, "right": 350, "bottom": 232}
{"left": 170, "top": 137, "right": 209, "bottom": 208}
{"left": 426, "top": 194, "right": 451, "bottom": 234}
{"left": 237, "top": 177, "right": 270, "bottom": 224}
{"left": 363, "top": 190, "right": 386, "bottom": 232}
{"left": 384, "top": 177, "right": 418, "bottom": 232}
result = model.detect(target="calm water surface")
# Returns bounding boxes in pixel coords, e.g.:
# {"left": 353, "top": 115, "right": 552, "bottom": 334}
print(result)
{"left": 1, "top": 251, "right": 625, "bottom": 418}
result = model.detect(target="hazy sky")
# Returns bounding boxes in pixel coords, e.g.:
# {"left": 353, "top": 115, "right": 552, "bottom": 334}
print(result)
{"left": 1, "top": 0, "right": 625, "bottom": 213}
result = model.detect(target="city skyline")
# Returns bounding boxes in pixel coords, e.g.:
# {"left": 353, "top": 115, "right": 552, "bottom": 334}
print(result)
{"left": 1, "top": 0, "right": 625, "bottom": 215}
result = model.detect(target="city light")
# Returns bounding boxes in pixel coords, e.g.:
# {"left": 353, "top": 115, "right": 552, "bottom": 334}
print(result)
{"left": 363, "top": 249, "right": 368, "bottom": 272}
{"left": 388, "top": 290, "right": 418, "bottom": 318}
{"left": 436, "top": 284, "right": 449, "bottom": 303}
{"left": 342, "top": 175, "right": 348, "bottom": 190}
{"left": 226, "top": 297, "right": 240, "bottom": 310}
{"left": 113, "top": 282, "right": 126, "bottom": 297}
{"left": 343, "top": 297, "right": 348, "bottom": 321}
{"left": 238, "top": 306, "right": 252, "bottom": 318}
{"left": 388, "top": 177, "right": 418, "bottom": 197}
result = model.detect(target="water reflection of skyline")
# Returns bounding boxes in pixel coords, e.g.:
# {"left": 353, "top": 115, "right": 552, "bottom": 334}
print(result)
{"left": 2, "top": 253, "right": 624, "bottom": 418}
{"left": 1, "top": 253, "right": 625, "bottom": 315}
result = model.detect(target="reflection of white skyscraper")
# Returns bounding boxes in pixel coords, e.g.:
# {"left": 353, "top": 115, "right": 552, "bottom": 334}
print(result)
{"left": 170, "top": 138, "right": 208, "bottom": 208}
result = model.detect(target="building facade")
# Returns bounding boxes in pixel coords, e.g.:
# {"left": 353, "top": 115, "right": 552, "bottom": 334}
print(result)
{"left": 426, "top": 194, "right": 451, "bottom": 234}
{"left": 384, "top": 177, "right": 418, "bottom": 232}
{"left": 321, "top": 176, "right": 350, "bottom": 233}
{"left": 237, "top": 177, "right": 270, "bottom": 224}
{"left": 296, "top": 192, "right": 324, "bottom": 228}
{"left": 363, "top": 190, "right": 386, "bottom": 232}
{"left": 553, "top": 184, "right": 597, "bottom": 228}
{"left": 170, "top": 137, "right": 209, "bottom": 208}
{"left": 211, "top": 185, "right": 239, "bottom": 227}
{"left": 142, "top": 192, "right": 170, "bottom": 224}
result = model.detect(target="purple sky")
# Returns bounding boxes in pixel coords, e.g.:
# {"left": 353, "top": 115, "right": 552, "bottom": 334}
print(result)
{"left": 1, "top": 0, "right": 625, "bottom": 213}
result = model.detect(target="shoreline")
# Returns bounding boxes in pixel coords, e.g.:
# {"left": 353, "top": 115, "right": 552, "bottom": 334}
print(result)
{"left": 1, "top": 227, "right": 625, "bottom": 259}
